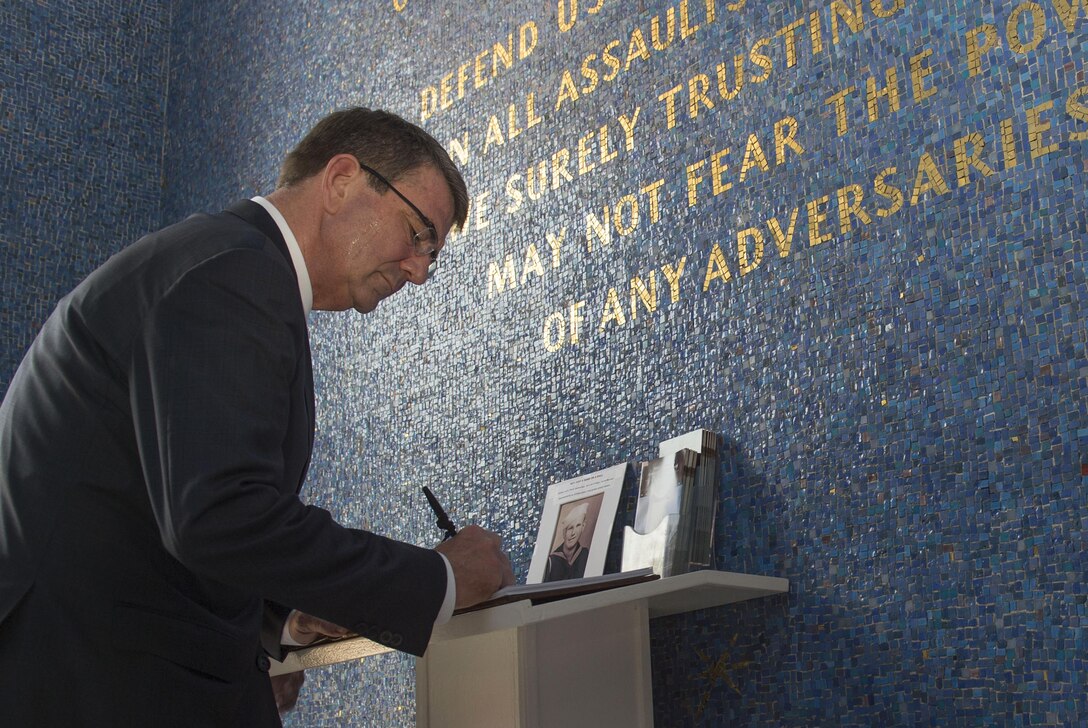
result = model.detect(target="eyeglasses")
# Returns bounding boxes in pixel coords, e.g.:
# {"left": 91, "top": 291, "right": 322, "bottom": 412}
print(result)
{"left": 356, "top": 161, "right": 440, "bottom": 279}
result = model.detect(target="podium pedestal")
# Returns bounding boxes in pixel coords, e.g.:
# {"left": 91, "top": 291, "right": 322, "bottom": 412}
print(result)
{"left": 270, "top": 571, "right": 788, "bottom": 727}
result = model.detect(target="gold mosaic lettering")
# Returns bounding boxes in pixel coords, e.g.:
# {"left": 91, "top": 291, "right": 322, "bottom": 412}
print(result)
{"left": 689, "top": 74, "right": 715, "bottom": 119}
{"left": 910, "top": 151, "right": 951, "bottom": 205}
{"left": 1067, "top": 86, "right": 1088, "bottom": 141}
{"left": 626, "top": 28, "right": 652, "bottom": 71}
{"left": 873, "top": 166, "right": 904, "bottom": 217}
{"left": 651, "top": 7, "right": 676, "bottom": 50}
{"left": 546, "top": 228, "right": 566, "bottom": 269}
{"left": 737, "top": 227, "right": 764, "bottom": 275}
{"left": 619, "top": 107, "right": 641, "bottom": 151}
{"left": 581, "top": 53, "right": 601, "bottom": 95}
{"left": 768, "top": 207, "right": 801, "bottom": 257}
{"left": 474, "top": 49, "right": 490, "bottom": 88}
{"left": 1050, "top": 0, "right": 1088, "bottom": 32}
{"left": 520, "top": 244, "right": 545, "bottom": 283}
{"left": 578, "top": 130, "right": 597, "bottom": 174}
{"left": 703, "top": 243, "right": 733, "bottom": 289}
{"left": 613, "top": 195, "right": 640, "bottom": 235}
{"left": 474, "top": 191, "right": 492, "bottom": 230}
{"left": 602, "top": 40, "right": 623, "bottom": 81}
{"left": 488, "top": 256, "right": 518, "bottom": 297}
{"left": 520, "top": 21, "right": 538, "bottom": 57}
{"left": 711, "top": 147, "right": 733, "bottom": 196}
{"left": 807, "top": 195, "right": 833, "bottom": 246}
{"left": 421, "top": 86, "right": 438, "bottom": 121}
{"left": 556, "top": 70, "right": 580, "bottom": 111}
{"left": 492, "top": 32, "right": 514, "bottom": 74}
{"left": 527, "top": 161, "right": 547, "bottom": 200}
{"left": 830, "top": 0, "right": 864, "bottom": 45}
{"left": 599, "top": 287, "right": 627, "bottom": 330}
{"left": 586, "top": 206, "right": 611, "bottom": 250}
{"left": 716, "top": 54, "right": 746, "bottom": 100}
{"left": 457, "top": 61, "right": 472, "bottom": 101}
{"left": 686, "top": 159, "right": 707, "bottom": 206}
{"left": 777, "top": 19, "right": 805, "bottom": 67}
{"left": 660, "top": 84, "right": 684, "bottom": 130}
{"left": 569, "top": 300, "right": 586, "bottom": 344}
{"left": 871, "top": 0, "right": 905, "bottom": 18}
{"left": 448, "top": 132, "right": 470, "bottom": 166}
{"left": 826, "top": 86, "right": 857, "bottom": 136}
{"left": 439, "top": 71, "right": 455, "bottom": 110}
{"left": 663, "top": 257, "right": 687, "bottom": 302}
{"left": 543, "top": 310, "right": 567, "bottom": 352}
{"left": 558, "top": 0, "right": 576, "bottom": 32}
{"left": 909, "top": 48, "right": 938, "bottom": 104}
{"left": 507, "top": 103, "right": 524, "bottom": 141}
{"left": 504, "top": 173, "right": 524, "bottom": 214}
{"left": 999, "top": 118, "right": 1020, "bottom": 169}
{"left": 749, "top": 38, "right": 774, "bottom": 83}
{"left": 552, "top": 148, "right": 573, "bottom": 189}
{"left": 739, "top": 133, "right": 770, "bottom": 181}
{"left": 774, "top": 116, "right": 805, "bottom": 163}
{"left": 836, "top": 183, "right": 872, "bottom": 235}
{"left": 809, "top": 10, "right": 824, "bottom": 54}
{"left": 1007, "top": 2, "right": 1047, "bottom": 54}
{"left": 630, "top": 271, "right": 659, "bottom": 320}
{"left": 954, "top": 131, "right": 996, "bottom": 187}
{"left": 484, "top": 114, "right": 504, "bottom": 152}
{"left": 680, "top": 0, "right": 702, "bottom": 38}
{"left": 1026, "top": 99, "right": 1060, "bottom": 159}
{"left": 866, "top": 67, "right": 901, "bottom": 122}
{"left": 600, "top": 124, "right": 619, "bottom": 164}
{"left": 966, "top": 23, "right": 998, "bottom": 78}
{"left": 641, "top": 178, "right": 666, "bottom": 222}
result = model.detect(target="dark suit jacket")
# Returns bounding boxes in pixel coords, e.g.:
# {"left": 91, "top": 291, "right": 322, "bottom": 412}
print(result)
{"left": 0, "top": 201, "right": 446, "bottom": 726}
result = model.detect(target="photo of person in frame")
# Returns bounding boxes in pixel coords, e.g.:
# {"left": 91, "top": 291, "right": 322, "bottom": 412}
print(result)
{"left": 543, "top": 493, "right": 603, "bottom": 582}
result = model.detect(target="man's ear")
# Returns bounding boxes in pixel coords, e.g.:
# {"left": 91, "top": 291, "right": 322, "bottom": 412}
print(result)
{"left": 321, "top": 154, "right": 362, "bottom": 214}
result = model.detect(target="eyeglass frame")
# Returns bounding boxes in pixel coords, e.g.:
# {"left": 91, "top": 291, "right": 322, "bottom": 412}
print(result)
{"left": 355, "top": 160, "right": 440, "bottom": 278}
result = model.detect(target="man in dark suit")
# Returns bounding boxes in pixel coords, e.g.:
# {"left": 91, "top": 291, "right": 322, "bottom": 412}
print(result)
{"left": 0, "top": 107, "right": 513, "bottom": 726}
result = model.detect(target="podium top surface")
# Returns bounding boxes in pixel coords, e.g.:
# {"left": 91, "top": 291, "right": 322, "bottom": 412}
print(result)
{"left": 437, "top": 569, "right": 787, "bottom": 640}
{"left": 270, "top": 570, "right": 788, "bottom": 676}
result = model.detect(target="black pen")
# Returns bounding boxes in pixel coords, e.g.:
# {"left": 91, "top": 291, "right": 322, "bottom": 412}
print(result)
{"left": 422, "top": 486, "right": 458, "bottom": 540}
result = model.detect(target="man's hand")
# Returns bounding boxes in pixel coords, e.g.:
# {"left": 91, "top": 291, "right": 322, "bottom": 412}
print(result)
{"left": 435, "top": 525, "right": 515, "bottom": 609}
{"left": 286, "top": 611, "right": 352, "bottom": 645}
{"left": 271, "top": 672, "right": 305, "bottom": 713}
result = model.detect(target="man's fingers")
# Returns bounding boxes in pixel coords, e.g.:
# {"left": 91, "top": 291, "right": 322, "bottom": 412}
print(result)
{"left": 288, "top": 611, "right": 352, "bottom": 644}
{"left": 435, "top": 525, "right": 515, "bottom": 608}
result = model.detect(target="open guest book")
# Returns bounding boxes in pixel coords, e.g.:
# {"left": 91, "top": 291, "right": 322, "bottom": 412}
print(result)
{"left": 454, "top": 567, "right": 657, "bottom": 614}
{"left": 281, "top": 568, "right": 658, "bottom": 653}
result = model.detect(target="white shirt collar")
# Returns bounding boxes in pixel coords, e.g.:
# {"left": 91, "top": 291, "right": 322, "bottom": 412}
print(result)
{"left": 250, "top": 195, "right": 313, "bottom": 316}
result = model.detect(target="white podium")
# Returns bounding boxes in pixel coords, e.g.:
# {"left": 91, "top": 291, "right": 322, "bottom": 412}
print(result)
{"left": 271, "top": 571, "right": 788, "bottom": 727}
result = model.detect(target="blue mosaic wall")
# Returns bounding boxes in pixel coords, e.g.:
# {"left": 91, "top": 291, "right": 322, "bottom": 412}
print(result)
{"left": 6, "top": 0, "right": 1087, "bottom": 725}
{"left": 170, "top": 0, "right": 1088, "bottom": 725}
{"left": 0, "top": 0, "right": 170, "bottom": 391}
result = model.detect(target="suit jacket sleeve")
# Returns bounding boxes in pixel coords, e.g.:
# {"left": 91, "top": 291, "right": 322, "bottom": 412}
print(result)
{"left": 128, "top": 246, "right": 445, "bottom": 656}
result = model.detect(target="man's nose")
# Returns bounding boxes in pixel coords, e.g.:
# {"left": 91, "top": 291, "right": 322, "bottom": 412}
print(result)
{"left": 401, "top": 253, "right": 431, "bottom": 285}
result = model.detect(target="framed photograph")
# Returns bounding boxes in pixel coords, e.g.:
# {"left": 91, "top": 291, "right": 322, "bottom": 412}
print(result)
{"left": 526, "top": 463, "right": 627, "bottom": 584}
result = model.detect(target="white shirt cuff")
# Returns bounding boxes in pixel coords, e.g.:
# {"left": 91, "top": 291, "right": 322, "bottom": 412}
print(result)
{"left": 435, "top": 552, "right": 456, "bottom": 625}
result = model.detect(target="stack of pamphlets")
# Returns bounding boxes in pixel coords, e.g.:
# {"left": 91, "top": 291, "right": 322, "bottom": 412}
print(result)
{"left": 622, "top": 429, "right": 720, "bottom": 577}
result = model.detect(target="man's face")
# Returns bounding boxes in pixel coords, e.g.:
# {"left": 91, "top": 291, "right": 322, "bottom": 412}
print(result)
{"left": 324, "top": 162, "right": 455, "bottom": 313}
{"left": 563, "top": 516, "right": 585, "bottom": 549}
